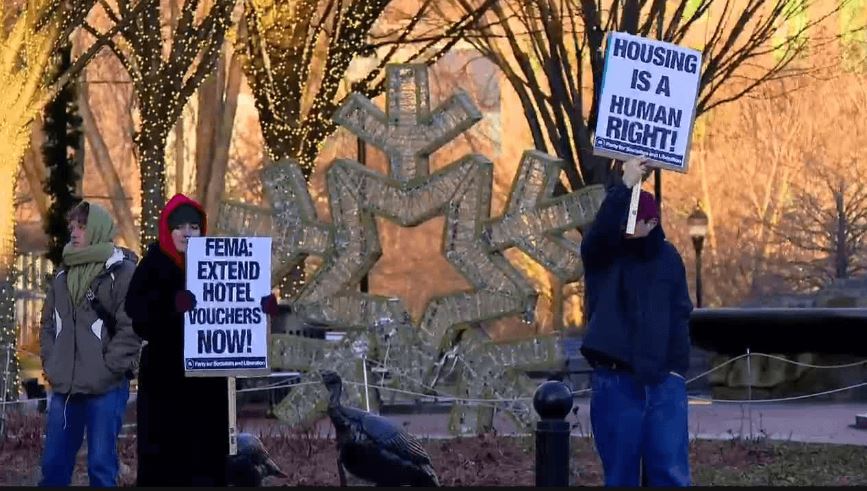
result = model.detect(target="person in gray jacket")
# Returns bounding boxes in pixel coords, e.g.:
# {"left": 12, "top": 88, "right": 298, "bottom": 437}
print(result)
{"left": 38, "top": 201, "right": 141, "bottom": 487}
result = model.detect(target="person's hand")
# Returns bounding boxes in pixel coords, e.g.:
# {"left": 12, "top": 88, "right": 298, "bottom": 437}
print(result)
{"left": 260, "top": 294, "right": 279, "bottom": 317}
{"left": 175, "top": 290, "right": 197, "bottom": 313}
{"left": 622, "top": 156, "right": 648, "bottom": 188}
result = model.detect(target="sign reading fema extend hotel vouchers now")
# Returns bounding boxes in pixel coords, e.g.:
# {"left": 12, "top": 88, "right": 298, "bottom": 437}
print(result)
{"left": 593, "top": 32, "right": 702, "bottom": 172}
{"left": 184, "top": 236, "right": 272, "bottom": 377}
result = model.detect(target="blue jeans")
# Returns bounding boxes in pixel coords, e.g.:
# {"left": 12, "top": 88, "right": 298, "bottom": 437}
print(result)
{"left": 39, "top": 381, "right": 130, "bottom": 487}
{"left": 590, "top": 368, "right": 690, "bottom": 487}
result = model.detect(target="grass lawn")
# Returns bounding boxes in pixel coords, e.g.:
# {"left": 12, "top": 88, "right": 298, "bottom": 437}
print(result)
{"left": 1, "top": 412, "right": 865, "bottom": 486}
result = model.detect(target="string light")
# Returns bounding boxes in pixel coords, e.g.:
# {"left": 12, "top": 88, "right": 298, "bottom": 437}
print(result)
{"left": 90, "top": 0, "right": 238, "bottom": 246}
{"left": 238, "top": 0, "right": 460, "bottom": 178}
{"left": 1, "top": 0, "right": 97, "bottom": 403}
{"left": 0, "top": 262, "right": 20, "bottom": 403}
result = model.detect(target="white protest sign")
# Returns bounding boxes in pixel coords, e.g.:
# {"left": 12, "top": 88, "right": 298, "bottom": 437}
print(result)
{"left": 184, "top": 237, "right": 272, "bottom": 377}
{"left": 593, "top": 32, "right": 702, "bottom": 172}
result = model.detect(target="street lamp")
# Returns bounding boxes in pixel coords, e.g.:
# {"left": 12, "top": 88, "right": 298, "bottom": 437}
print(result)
{"left": 687, "top": 203, "right": 709, "bottom": 308}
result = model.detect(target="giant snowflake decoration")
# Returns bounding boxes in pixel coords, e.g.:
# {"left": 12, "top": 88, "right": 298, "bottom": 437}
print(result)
{"left": 217, "top": 64, "right": 604, "bottom": 432}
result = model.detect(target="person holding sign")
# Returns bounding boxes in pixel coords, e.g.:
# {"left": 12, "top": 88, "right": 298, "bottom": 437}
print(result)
{"left": 38, "top": 201, "right": 140, "bottom": 487}
{"left": 125, "top": 194, "right": 279, "bottom": 486}
{"left": 579, "top": 157, "right": 693, "bottom": 487}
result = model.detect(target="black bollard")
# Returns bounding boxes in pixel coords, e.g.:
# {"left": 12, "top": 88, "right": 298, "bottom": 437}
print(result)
{"left": 533, "top": 380, "right": 574, "bottom": 487}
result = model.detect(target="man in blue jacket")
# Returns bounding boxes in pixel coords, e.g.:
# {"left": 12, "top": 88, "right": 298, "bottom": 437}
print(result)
{"left": 580, "top": 157, "right": 693, "bottom": 487}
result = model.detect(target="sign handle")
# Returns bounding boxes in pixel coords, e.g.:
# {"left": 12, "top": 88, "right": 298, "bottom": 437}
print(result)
{"left": 625, "top": 184, "right": 642, "bottom": 235}
{"left": 362, "top": 357, "right": 371, "bottom": 413}
{"left": 228, "top": 376, "right": 237, "bottom": 456}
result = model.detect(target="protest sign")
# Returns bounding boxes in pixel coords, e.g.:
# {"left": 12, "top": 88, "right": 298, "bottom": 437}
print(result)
{"left": 184, "top": 237, "right": 272, "bottom": 377}
{"left": 593, "top": 32, "right": 702, "bottom": 172}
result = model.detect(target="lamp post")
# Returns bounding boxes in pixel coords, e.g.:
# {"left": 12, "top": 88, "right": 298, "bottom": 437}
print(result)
{"left": 687, "top": 203, "right": 709, "bottom": 308}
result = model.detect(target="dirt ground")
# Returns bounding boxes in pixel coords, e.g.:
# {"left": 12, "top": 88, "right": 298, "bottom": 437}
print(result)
{"left": 2, "top": 412, "right": 865, "bottom": 486}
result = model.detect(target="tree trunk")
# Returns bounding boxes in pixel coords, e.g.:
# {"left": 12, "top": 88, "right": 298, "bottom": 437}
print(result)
{"left": 174, "top": 118, "right": 186, "bottom": 196}
{"left": 137, "top": 126, "right": 169, "bottom": 247}
{"left": 551, "top": 275, "right": 564, "bottom": 331}
{"left": 0, "top": 164, "right": 20, "bottom": 404}
{"left": 195, "top": 51, "right": 225, "bottom": 203}
{"left": 79, "top": 83, "right": 141, "bottom": 253}
{"left": 203, "top": 50, "right": 242, "bottom": 223}
{"left": 20, "top": 137, "right": 50, "bottom": 220}
{"left": 170, "top": 0, "right": 185, "bottom": 197}
{"left": 834, "top": 190, "right": 848, "bottom": 280}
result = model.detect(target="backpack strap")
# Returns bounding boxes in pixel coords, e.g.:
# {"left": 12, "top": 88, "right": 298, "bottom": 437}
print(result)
{"left": 87, "top": 263, "right": 138, "bottom": 381}
{"left": 86, "top": 265, "right": 119, "bottom": 339}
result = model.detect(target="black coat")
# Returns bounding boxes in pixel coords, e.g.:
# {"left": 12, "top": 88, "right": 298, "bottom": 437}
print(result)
{"left": 125, "top": 242, "right": 229, "bottom": 486}
{"left": 579, "top": 183, "right": 693, "bottom": 385}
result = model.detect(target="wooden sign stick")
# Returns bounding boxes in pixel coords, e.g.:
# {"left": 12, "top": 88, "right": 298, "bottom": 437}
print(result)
{"left": 625, "top": 183, "right": 642, "bottom": 235}
{"left": 228, "top": 376, "right": 237, "bottom": 456}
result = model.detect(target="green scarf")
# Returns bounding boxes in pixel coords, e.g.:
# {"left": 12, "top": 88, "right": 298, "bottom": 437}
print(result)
{"left": 62, "top": 203, "right": 117, "bottom": 306}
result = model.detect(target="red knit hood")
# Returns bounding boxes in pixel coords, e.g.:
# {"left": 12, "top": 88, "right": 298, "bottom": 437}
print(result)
{"left": 158, "top": 193, "right": 208, "bottom": 268}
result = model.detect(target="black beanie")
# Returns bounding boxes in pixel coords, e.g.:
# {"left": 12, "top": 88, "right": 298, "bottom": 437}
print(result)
{"left": 168, "top": 204, "right": 203, "bottom": 230}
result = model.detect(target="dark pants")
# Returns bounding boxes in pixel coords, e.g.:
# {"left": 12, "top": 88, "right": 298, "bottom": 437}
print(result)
{"left": 39, "top": 381, "right": 129, "bottom": 487}
{"left": 590, "top": 368, "right": 690, "bottom": 487}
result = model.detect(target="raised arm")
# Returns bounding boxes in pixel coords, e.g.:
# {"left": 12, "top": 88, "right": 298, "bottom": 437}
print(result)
{"left": 580, "top": 157, "right": 648, "bottom": 265}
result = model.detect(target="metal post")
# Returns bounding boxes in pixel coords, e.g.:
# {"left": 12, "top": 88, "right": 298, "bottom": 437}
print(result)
{"left": 228, "top": 376, "right": 237, "bottom": 456}
{"left": 358, "top": 135, "right": 369, "bottom": 294}
{"left": 695, "top": 246, "right": 703, "bottom": 308}
{"left": 692, "top": 233, "right": 705, "bottom": 309}
{"left": 746, "top": 348, "right": 753, "bottom": 439}
{"left": 534, "top": 380, "right": 573, "bottom": 487}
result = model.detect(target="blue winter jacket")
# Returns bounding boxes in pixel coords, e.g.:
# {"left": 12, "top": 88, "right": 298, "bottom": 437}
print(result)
{"left": 579, "top": 183, "right": 693, "bottom": 384}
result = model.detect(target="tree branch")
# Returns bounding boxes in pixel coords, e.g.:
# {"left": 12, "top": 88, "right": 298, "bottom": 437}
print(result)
{"left": 39, "top": 0, "right": 149, "bottom": 109}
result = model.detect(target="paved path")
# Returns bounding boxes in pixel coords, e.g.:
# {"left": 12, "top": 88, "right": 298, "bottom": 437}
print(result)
{"left": 238, "top": 398, "right": 867, "bottom": 446}
{"left": 684, "top": 400, "right": 867, "bottom": 445}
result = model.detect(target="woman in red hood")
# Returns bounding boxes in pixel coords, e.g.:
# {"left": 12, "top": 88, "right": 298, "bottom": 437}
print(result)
{"left": 124, "top": 194, "right": 277, "bottom": 485}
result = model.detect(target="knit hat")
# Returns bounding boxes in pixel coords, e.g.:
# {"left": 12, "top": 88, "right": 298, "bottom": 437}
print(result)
{"left": 636, "top": 191, "right": 659, "bottom": 222}
{"left": 167, "top": 204, "right": 204, "bottom": 230}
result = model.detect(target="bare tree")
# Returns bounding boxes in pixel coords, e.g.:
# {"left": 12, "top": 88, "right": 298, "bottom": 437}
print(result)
{"left": 657, "top": 41, "right": 867, "bottom": 307}
{"left": 82, "top": 0, "right": 238, "bottom": 245}
{"left": 79, "top": 77, "right": 140, "bottom": 250}
{"left": 766, "top": 162, "right": 867, "bottom": 292}
{"left": 840, "top": 0, "right": 867, "bottom": 70}
{"left": 453, "top": 0, "right": 850, "bottom": 189}
{"left": 237, "top": 0, "right": 498, "bottom": 177}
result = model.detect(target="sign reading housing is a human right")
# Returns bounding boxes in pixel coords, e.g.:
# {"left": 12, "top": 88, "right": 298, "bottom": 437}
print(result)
{"left": 184, "top": 236, "right": 272, "bottom": 377}
{"left": 593, "top": 32, "right": 702, "bottom": 172}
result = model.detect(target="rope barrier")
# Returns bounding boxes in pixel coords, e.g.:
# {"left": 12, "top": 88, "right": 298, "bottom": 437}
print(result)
{"left": 236, "top": 381, "right": 319, "bottom": 394}
{"left": 686, "top": 353, "right": 751, "bottom": 384}
{"left": 749, "top": 353, "right": 867, "bottom": 369}
{"left": 1, "top": 352, "right": 865, "bottom": 407}
{"left": 359, "top": 357, "right": 532, "bottom": 404}
{"left": 344, "top": 380, "right": 533, "bottom": 404}
{"left": 688, "top": 381, "right": 867, "bottom": 404}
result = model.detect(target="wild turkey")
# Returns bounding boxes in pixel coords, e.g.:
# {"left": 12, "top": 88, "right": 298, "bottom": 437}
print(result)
{"left": 226, "top": 432, "right": 287, "bottom": 486}
{"left": 320, "top": 370, "right": 440, "bottom": 487}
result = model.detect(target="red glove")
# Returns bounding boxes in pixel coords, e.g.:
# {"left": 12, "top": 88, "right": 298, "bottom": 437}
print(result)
{"left": 260, "top": 294, "right": 279, "bottom": 317}
{"left": 175, "top": 290, "right": 197, "bottom": 313}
